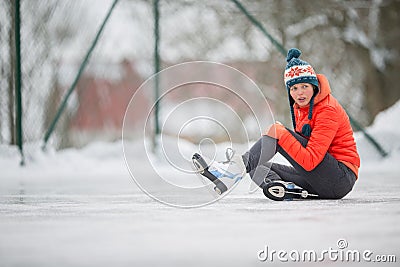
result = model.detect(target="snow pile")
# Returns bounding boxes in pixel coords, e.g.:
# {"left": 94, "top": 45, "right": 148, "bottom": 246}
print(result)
{"left": 356, "top": 100, "right": 400, "bottom": 174}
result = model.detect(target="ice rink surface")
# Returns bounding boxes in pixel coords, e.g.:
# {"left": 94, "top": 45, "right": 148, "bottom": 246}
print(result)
{"left": 1, "top": 102, "right": 399, "bottom": 266}
{"left": 0, "top": 164, "right": 399, "bottom": 267}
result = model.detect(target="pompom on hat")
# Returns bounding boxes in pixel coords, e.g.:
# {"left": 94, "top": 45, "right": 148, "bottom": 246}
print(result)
{"left": 284, "top": 48, "right": 319, "bottom": 137}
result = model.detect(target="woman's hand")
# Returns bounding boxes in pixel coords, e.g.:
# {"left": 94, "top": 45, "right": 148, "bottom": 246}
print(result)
{"left": 266, "top": 121, "right": 286, "bottom": 139}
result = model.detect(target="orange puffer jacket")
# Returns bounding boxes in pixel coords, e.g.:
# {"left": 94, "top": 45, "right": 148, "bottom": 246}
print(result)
{"left": 278, "top": 74, "right": 360, "bottom": 177}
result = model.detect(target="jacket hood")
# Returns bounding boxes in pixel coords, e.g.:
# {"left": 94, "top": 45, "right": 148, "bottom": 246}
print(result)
{"left": 313, "top": 74, "right": 331, "bottom": 104}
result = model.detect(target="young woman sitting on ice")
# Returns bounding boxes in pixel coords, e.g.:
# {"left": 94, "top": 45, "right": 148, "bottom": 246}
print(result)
{"left": 193, "top": 48, "right": 360, "bottom": 200}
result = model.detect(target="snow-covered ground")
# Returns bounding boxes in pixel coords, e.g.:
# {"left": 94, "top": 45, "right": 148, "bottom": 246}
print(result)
{"left": 1, "top": 102, "right": 400, "bottom": 266}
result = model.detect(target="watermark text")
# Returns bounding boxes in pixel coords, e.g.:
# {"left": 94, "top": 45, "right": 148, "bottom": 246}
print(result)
{"left": 258, "top": 239, "right": 396, "bottom": 263}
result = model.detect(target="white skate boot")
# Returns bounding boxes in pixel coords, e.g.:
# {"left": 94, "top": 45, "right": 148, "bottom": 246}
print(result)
{"left": 192, "top": 148, "right": 246, "bottom": 195}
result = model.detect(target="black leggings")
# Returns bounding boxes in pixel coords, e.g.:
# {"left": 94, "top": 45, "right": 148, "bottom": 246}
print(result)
{"left": 242, "top": 131, "right": 356, "bottom": 199}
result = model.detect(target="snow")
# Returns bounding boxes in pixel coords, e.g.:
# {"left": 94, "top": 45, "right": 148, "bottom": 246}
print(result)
{"left": 343, "top": 23, "right": 391, "bottom": 71}
{"left": 355, "top": 100, "right": 400, "bottom": 165}
{"left": 1, "top": 101, "right": 400, "bottom": 266}
{"left": 286, "top": 14, "right": 328, "bottom": 39}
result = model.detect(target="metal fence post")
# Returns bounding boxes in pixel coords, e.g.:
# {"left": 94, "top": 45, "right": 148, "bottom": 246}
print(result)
{"left": 14, "top": 0, "right": 24, "bottom": 165}
{"left": 153, "top": 0, "right": 161, "bottom": 153}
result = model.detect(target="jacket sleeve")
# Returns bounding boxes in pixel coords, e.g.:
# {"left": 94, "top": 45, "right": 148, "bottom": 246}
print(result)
{"left": 277, "top": 105, "right": 339, "bottom": 171}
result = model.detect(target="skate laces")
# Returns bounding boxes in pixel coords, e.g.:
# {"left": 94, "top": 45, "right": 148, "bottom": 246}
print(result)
{"left": 222, "top": 147, "right": 235, "bottom": 164}
{"left": 208, "top": 148, "right": 235, "bottom": 177}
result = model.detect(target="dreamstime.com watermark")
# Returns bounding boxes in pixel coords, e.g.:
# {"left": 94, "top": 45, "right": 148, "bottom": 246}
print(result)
{"left": 257, "top": 239, "right": 397, "bottom": 263}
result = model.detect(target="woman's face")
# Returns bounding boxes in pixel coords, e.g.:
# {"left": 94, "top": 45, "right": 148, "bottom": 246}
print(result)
{"left": 289, "top": 83, "right": 314, "bottom": 107}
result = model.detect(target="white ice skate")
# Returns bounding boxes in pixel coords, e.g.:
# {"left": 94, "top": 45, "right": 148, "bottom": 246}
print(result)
{"left": 192, "top": 148, "right": 246, "bottom": 195}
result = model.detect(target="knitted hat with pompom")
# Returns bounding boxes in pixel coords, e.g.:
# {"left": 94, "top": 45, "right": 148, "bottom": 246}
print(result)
{"left": 284, "top": 48, "right": 319, "bottom": 137}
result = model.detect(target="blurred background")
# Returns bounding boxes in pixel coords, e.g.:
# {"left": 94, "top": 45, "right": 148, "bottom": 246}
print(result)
{"left": 1, "top": 0, "right": 399, "bottom": 159}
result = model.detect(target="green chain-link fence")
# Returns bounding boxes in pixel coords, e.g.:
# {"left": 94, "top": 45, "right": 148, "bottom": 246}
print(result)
{"left": 1, "top": 0, "right": 154, "bottom": 162}
{"left": 2, "top": 0, "right": 395, "bottom": 164}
